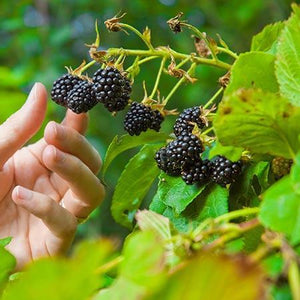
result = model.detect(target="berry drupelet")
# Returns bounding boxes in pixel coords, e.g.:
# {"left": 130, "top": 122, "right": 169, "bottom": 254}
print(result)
{"left": 155, "top": 147, "right": 181, "bottom": 176}
{"left": 271, "top": 157, "right": 293, "bottom": 179}
{"left": 51, "top": 73, "right": 82, "bottom": 107}
{"left": 181, "top": 158, "right": 212, "bottom": 185}
{"left": 173, "top": 106, "right": 206, "bottom": 137}
{"left": 155, "top": 131, "right": 204, "bottom": 175}
{"left": 211, "top": 156, "right": 242, "bottom": 187}
{"left": 67, "top": 81, "right": 97, "bottom": 114}
{"left": 124, "top": 102, "right": 164, "bottom": 136}
{"left": 92, "top": 67, "right": 131, "bottom": 112}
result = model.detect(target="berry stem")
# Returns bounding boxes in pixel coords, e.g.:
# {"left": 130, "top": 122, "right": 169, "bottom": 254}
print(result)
{"left": 79, "top": 60, "right": 96, "bottom": 74}
{"left": 149, "top": 56, "right": 167, "bottom": 99}
{"left": 216, "top": 46, "right": 238, "bottom": 59}
{"left": 163, "top": 62, "right": 197, "bottom": 105}
{"left": 107, "top": 48, "right": 231, "bottom": 70}
{"left": 176, "top": 56, "right": 191, "bottom": 69}
{"left": 203, "top": 87, "right": 224, "bottom": 109}
{"left": 126, "top": 55, "right": 159, "bottom": 72}
{"left": 202, "top": 126, "right": 214, "bottom": 135}
{"left": 95, "top": 255, "right": 124, "bottom": 275}
{"left": 288, "top": 260, "right": 300, "bottom": 300}
{"left": 182, "top": 23, "right": 218, "bottom": 61}
{"left": 192, "top": 207, "right": 260, "bottom": 239}
{"left": 119, "top": 23, "right": 155, "bottom": 51}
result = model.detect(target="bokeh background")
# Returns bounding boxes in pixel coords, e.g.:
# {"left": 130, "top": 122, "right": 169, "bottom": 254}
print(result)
{"left": 0, "top": 0, "right": 293, "bottom": 242}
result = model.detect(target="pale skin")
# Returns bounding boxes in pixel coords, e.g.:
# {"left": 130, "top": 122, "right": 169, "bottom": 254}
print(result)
{"left": 0, "top": 83, "right": 105, "bottom": 269}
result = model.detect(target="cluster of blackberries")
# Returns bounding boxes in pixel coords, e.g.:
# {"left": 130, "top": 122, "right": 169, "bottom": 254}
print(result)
{"left": 124, "top": 102, "right": 164, "bottom": 136}
{"left": 51, "top": 67, "right": 132, "bottom": 114}
{"left": 51, "top": 66, "right": 164, "bottom": 136}
{"left": 155, "top": 107, "right": 242, "bottom": 186}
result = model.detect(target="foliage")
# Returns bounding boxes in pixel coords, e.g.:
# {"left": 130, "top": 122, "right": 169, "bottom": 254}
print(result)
{"left": 1, "top": 2, "right": 300, "bottom": 300}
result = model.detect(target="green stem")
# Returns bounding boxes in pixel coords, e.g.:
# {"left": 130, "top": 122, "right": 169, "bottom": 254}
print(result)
{"left": 288, "top": 260, "right": 300, "bottom": 300}
{"left": 95, "top": 256, "right": 124, "bottom": 275}
{"left": 107, "top": 48, "right": 231, "bottom": 70}
{"left": 217, "top": 46, "right": 238, "bottom": 59}
{"left": 183, "top": 23, "right": 218, "bottom": 61}
{"left": 192, "top": 207, "right": 260, "bottom": 239}
{"left": 214, "top": 207, "right": 260, "bottom": 223}
{"left": 80, "top": 60, "right": 96, "bottom": 73}
{"left": 163, "top": 63, "right": 196, "bottom": 105}
{"left": 126, "top": 55, "right": 159, "bottom": 72}
{"left": 119, "top": 23, "right": 154, "bottom": 51}
{"left": 115, "top": 54, "right": 125, "bottom": 65}
{"left": 149, "top": 56, "right": 167, "bottom": 99}
{"left": 202, "top": 126, "right": 214, "bottom": 135}
{"left": 176, "top": 56, "right": 191, "bottom": 69}
{"left": 203, "top": 87, "right": 224, "bottom": 109}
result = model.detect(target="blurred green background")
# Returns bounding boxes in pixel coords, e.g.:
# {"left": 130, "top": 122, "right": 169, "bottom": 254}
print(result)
{"left": 0, "top": 0, "right": 293, "bottom": 241}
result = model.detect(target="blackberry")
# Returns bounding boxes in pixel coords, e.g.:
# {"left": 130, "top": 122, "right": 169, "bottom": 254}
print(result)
{"left": 51, "top": 73, "right": 82, "bottom": 107}
{"left": 181, "top": 159, "right": 212, "bottom": 185}
{"left": 271, "top": 157, "right": 293, "bottom": 179}
{"left": 211, "top": 156, "right": 242, "bottom": 187}
{"left": 155, "top": 147, "right": 181, "bottom": 176}
{"left": 67, "top": 81, "right": 97, "bottom": 114}
{"left": 174, "top": 106, "right": 206, "bottom": 137}
{"left": 124, "top": 102, "right": 164, "bottom": 136}
{"left": 92, "top": 67, "right": 131, "bottom": 112}
{"left": 155, "top": 131, "right": 204, "bottom": 175}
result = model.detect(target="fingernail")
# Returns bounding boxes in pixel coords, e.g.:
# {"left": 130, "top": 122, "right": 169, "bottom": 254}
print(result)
{"left": 53, "top": 147, "right": 65, "bottom": 163}
{"left": 26, "top": 83, "right": 38, "bottom": 105}
{"left": 17, "top": 186, "right": 33, "bottom": 200}
{"left": 54, "top": 123, "right": 65, "bottom": 139}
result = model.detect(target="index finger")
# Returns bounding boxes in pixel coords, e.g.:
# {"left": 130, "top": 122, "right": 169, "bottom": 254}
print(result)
{"left": 0, "top": 83, "right": 47, "bottom": 168}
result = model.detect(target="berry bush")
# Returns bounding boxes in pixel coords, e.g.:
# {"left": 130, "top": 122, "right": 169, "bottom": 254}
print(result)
{"left": 2, "top": 5, "right": 300, "bottom": 300}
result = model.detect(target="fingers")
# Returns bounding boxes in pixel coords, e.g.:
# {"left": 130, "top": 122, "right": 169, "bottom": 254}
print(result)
{"left": 42, "top": 145, "right": 105, "bottom": 217}
{"left": 0, "top": 83, "right": 47, "bottom": 169}
{"left": 61, "top": 109, "right": 89, "bottom": 134}
{"left": 12, "top": 186, "right": 77, "bottom": 239}
{"left": 44, "top": 121, "right": 101, "bottom": 174}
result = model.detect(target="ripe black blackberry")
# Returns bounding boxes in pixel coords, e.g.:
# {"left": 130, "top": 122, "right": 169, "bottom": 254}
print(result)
{"left": 211, "top": 156, "right": 242, "bottom": 187}
{"left": 155, "top": 131, "right": 204, "bottom": 175}
{"left": 51, "top": 73, "right": 82, "bottom": 107}
{"left": 181, "top": 159, "right": 212, "bottom": 185}
{"left": 124, "top": 102, "right": 164, "bottom": 136}
{"left": 155, "top": 147, "right": 181, "bottom": 176}
{"left": 271, "top": 157, "right": 293, "bottom": 179}
{"left": 92, "top": 67, "right": 131, "bottom": 112}
{"left": 67, "top": 81, "right": 97, "bottom": 114}
{"left": 174, "top": 106, "right": 206, "bottom": 137}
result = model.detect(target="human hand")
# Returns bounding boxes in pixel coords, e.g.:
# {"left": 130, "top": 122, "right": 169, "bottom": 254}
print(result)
{"left": 0, "top": 83, "right": 105, "bottom": 269}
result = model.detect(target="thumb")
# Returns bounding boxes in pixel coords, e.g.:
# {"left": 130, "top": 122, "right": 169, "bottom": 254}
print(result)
{"left": 0, "top": 82, "right": 47, "bottom": 168}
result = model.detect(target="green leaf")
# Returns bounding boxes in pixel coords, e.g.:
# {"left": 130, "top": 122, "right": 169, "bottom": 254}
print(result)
{"left": 251, "top": 22, "right": 284, "bottom": 53}
{"left": 275, "top": 10, "right": 300, "bottom": 106}
{"left": 214, "top": 89, "right": 300, "bottom": 159}
{"left": 259, "top": 176, "right": 300, "bottom": 245}
{"left": 209, "top": 141, "right": 243, "bottom": 162}
{"left": 96, "top": 231, "right": 167, "bottom": 300}
{"left": 111, "top": 144, "right": 161, "bottom": 229}
{"left": 225, "top": 52, "right": 279, "bottom": 95}
{"left": 150, "top": 253, "right": 266, "bottom": 300}
{"left": 121, "top": 231, "right": 166, "bottom": 289}
{"left": 197, "top": 184, "right": 228, "bottom": 221}
{"left": 0, "top": 237, "right": 12, "bottom": 247}
{"left": 96, "top": 277, "right": 146, "bottom": 300}
{"left": 229, "top": 161, "right": 270, "bottom": 210}
{"left": 155, "top": 173, "right": 207, "bottom": 215}
{"left": 102, "top": 131, "right": 169, "bottom": 175}
{"left": 136, "top": 210, "right": 173, "bottom": 241}
{"left": 2, "top": 239, "right": 113, "bottom": 300}
{"left": 0, "top": 247, "right": 16, "bottom": 292}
